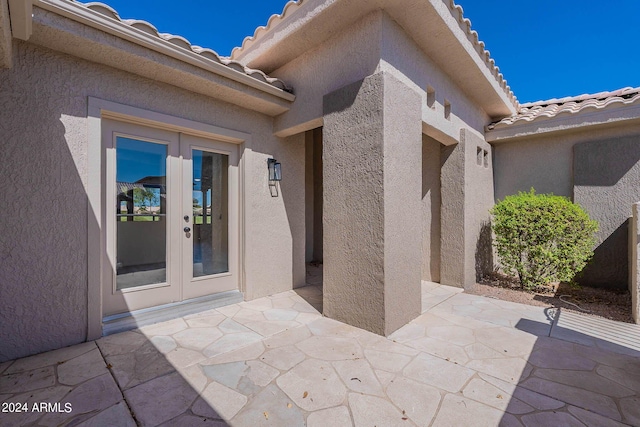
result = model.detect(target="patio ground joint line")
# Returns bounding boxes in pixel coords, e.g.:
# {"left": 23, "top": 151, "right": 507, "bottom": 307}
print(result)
{"left": 94, "top": 339, "right": 140, "bottom": 426}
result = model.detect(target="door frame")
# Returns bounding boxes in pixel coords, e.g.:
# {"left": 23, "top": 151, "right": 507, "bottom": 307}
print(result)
{"left": 87, "top": 97, "right": 249, "bottom": 339}
{"left": 180, "top": 134, "right": 239, "bottom": 300}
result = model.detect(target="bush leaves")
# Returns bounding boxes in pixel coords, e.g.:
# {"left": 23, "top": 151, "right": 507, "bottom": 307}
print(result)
{"left": 491, "top": 189, "right": 598, "bottom": 290}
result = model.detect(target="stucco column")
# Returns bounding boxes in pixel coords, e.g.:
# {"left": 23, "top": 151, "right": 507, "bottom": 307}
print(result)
{"left": 630, "top": 203, "right": 640, "bottom": 323}
{"left": 322, "top": 71, "right": 422, "bottom": 336}
{"left": 440, "top": 129, "right": 495, "bottom": 289}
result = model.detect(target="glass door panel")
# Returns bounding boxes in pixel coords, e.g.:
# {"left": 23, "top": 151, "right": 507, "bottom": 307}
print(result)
{"left": 181, "top": 134, "right": 238, "bottom": 300}
{"left": 102, "top": 120, "right": 238, "bottom": 318}
{"left": 115, "top": 137, "right": 168, "bottom": 289}
{"left": 192, "top": 150, "right": 229, "bottom": 277}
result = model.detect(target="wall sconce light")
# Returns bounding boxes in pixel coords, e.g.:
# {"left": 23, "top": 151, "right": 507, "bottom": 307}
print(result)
{"left": 267, "top": 158, "right": 281, "bottom": 197}
{"left": 267, "top": 158, "right": 282, "bottom": 182}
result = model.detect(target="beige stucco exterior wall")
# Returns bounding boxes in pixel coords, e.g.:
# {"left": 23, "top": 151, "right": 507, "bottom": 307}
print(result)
{"left": 323, "top": 72, "right": 422, "bottom": 336}
{"left": 463, "top": 131, "right": 495, "bottom": 284}
{"left": 492, "top": 124, "right": 640, "bottom": 289}
{"left": 270, "top": 11, "right": 490, "bottom": 140}
{"left": 243, "top": 132, "right": 307, "bottom": 300}
{"left": 304, "top": 128, "right": 323, "bottom": 264}
{"left": 630, "top": 203, "right": 640, "bottom": 323}
{"left": 377, "top": 13, "right": 489, "bottom": 138}
{"left": 440, "top": 129, "right": 495, "bottom": 288}
{"left": 271, "top": 11, "right": 384, "bottom": 136}
{"left": 493, "top": 125, "right": 640, "bottom": 201}
{"left": 270, "top": 9, "right": 496, "bottom": 295}
{"left": 573, "top": 135, "right": 640, "bottom": 288}
{"left": 304, "top": 130, "right": 315, "bottom": 263}
{"left": 0, "top": 41, "right": 305, "bottom": 361}
{"left": 422, "top": 135, "right": 441, "bottom": 282}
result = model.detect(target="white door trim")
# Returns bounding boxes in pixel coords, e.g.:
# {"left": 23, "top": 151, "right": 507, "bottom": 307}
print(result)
{"left": 87, "top": 97, "right": 249, "bottom": 340}
{"left": 180, "top": 134, "right": 240, "bottom": 300}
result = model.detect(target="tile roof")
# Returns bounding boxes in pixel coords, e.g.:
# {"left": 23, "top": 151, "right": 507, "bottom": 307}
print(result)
{"left": 230, "top": 0, "right": 518, "bottom": 108}
{"left": 230, "top": 0, "right": 304, "bottom": 60}
{"left": 74, "top": 1, "right": 292, "bottom": 92}
{"left": 488, "top": 87, "right": 640, "bottom": 130}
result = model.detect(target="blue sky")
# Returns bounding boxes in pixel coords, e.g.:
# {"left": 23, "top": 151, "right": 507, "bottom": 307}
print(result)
{"left": 102, "top": 0, "right": 640, "bottom": 103}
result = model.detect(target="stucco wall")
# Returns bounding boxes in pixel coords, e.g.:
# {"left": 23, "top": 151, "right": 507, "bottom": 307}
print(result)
{"left": 493, "top": 125, "right": 640, "bottom": 290}
{"left": 304, "top": 127, "right": 323, "bottom": 264}
{"left": 272, "top": 11, "right": 383, "bottom": 136}
{"left": 422, "top": 135, "right": 441, "bottom": 282}
{"left": 493, "top": 135, "right": 575, "bottom": 201}
{"left": 323, "top": 72, "right": 422, "bottom": 336}
{"left": 382, "top": 72, "right": 423, "bottom": 334}
{"left": 305, "top": 130, "right": 315, "bottom": 263}
{"left": 243, "top": 133, "right": 307, "bottom": 300}
{"left": 323, "top": 75, "right": 386, "bottom": 334}
{"left": 574, "top": 136, "right": 640, "bottom": 288}
{"left": 440, "top": 141, "right": 465, "bottom": 287}
{"left": 493, "top": 125, "right": 640, "bottom": 201}
{"left": 630, "top": 203, "right": 640, "bottom": 323}
{"left": 271, "top": 10, "right": 490, "bottom": 142}
{"left": 462, "top": 130, "right": 495, "bottom": 283}
{"left": 440, "top": 129, "right": 494, "bottom": 288}
{"left": 0, "top": 41, "right": 304, "bottom": 361}
{"left": 378, "top": 13, "right": 489, "bottom": 138}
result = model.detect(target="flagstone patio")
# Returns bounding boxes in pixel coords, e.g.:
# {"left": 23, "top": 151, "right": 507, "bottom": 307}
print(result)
{"left": 1, "top": 280, "right": 639, "bottom": 426}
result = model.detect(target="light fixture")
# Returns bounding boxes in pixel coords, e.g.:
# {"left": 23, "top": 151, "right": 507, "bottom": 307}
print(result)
{"left": 267, "top": 158, "right": 282, "bottom": 182}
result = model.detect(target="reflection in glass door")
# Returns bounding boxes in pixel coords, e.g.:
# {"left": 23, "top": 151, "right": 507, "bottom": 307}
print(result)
{"left": 115, "top": 137, "right": 168, "bottom": 289}
{"left": 103, "top": 120, "right": 238, "bottom": 317}
{"left": 181, "top": 134, "right": 238, "bottom": 300}
{"left": 192, "top": 150, "right": 229, "bottom": 277}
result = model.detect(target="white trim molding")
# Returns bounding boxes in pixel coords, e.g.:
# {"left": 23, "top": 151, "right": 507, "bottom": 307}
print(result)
{"left": 8, "top": 0, "right": 33, "bottom": 40}
{"left": 86, "top": 97, "right": 249, "bottom": 339}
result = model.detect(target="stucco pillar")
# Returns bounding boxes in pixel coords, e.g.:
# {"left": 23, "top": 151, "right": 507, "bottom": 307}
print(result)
{"left": 630, "top": 203, "right": 640, "bottom": 323}
{"left": 322, "top": 72, "right": 422, "bottom": 336}
{"left": 440, "top": 129, "right": 494, "bottom": 288}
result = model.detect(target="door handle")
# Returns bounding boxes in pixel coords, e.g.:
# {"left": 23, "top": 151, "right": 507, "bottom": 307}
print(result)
{"left": 184, "top": 227, "right": 191, "bottom": 233}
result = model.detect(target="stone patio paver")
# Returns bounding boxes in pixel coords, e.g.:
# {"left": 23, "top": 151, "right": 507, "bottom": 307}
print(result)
{"left": 349, "top": 393, "right": 416, "bottom": 426}
{"left": 0, "top": 342, "right": 134, "bottom": 427}
{"left": 421, "top": 280, "right": 462, "bottom": 311}
{"left": 75, "top": 401, "right": 137, "bottom": 427}
{"left": 277, "top": 359, "right": 347, "bottom": 411}
{"left": 386, "top": 376, "right": 441, "bottom": 425}
{"left": 306, "top": 406, "right": 352, "bottom": 427}
{"left": 2, "top": 282, "right": 639, "bottom": 426}
{"left": 432, "top": 394, "right": 505, "bottom": 427}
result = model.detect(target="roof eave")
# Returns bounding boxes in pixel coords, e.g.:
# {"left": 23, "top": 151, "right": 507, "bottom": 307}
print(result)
{"left": 486, "top": 102, "right": 640, "bottom": 143}
{"left": 232, "top": 0, "right": 518, "bottom": 117}
{"left": 33, "top": 0, "right": 295, "bottom": 103}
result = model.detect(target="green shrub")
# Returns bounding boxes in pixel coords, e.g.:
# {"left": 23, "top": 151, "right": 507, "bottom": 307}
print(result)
{"left": 491, "top": 189, "right": 598, "bottom": 290}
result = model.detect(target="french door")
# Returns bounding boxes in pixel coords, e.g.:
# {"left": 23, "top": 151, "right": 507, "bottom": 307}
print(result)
{"left": 102, "top": 120, "right": 239, "bottom": 316}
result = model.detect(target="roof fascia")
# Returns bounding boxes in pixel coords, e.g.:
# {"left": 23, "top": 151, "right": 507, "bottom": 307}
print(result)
{"left": 234, "top": 0, "right": 517, "bottom": 117}
{"left": 34, "top": 0, "right": 294, "bottom": 102}
{"left": 486, "top": 103, "right": 640, "bottom": 143}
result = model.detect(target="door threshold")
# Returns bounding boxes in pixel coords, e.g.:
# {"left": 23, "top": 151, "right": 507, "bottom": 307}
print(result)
{"left": 102, "top": 290, "right": 243, "bottom": 336}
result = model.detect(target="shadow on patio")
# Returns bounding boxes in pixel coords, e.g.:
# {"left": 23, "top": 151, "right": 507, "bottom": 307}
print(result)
{"left": 393, "top": 283, "right": 640, "bottom": 426}
{"left": 2, "top": 279, "right": 639, "bottom": 426}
